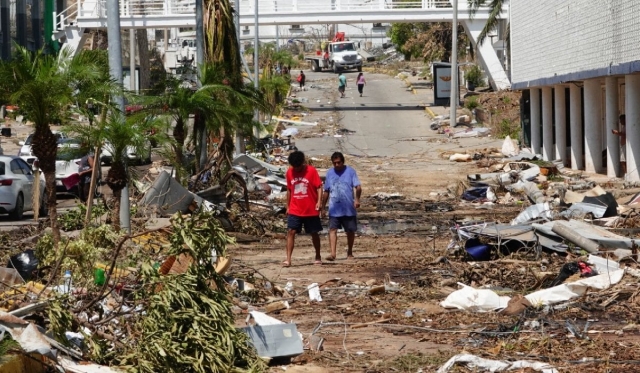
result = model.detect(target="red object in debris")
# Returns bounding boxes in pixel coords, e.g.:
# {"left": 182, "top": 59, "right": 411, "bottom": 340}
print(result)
{"left": 578, "top": 261, "right": 595, "bottom": 276}
{"left": 62, "top": 173, "right": 80, "bottom": 190}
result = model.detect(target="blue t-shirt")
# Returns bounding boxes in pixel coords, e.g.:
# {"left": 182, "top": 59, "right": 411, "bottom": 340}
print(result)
{"left": 338, "top": 75, "right": 347, "bottom": 87}
{"left": 324, "top": 166, "right": 360, "bottom": 217}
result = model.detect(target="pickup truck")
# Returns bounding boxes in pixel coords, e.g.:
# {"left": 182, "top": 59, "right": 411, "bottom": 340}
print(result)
{"left": 306, "top": 41, "right": 363, "bottom": 73}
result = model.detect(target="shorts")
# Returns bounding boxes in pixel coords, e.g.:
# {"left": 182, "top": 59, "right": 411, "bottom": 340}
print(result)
{"left": 338, "top": 86, "right": 346, "bottom": 93}
{"left": 328, "top": 216, "right": 358, "bottom": 232}
{"left": 287, "top": 215, "right": 323, "bottom": 234}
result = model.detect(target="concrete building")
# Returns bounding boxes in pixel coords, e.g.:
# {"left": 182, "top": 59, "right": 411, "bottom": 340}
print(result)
{"left": 511, "top": 1, "right": 640, "bottom": 181}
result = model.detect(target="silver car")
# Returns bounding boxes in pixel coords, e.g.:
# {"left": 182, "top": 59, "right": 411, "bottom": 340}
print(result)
{"left": 0, "top": 156, "right": 47, "bottom": 220}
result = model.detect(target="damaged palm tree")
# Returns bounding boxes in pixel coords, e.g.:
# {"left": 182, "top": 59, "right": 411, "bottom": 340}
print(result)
{"left": 124, "top": 211, "right": 265, "bottom": 373}
{"left": 202, "top": 0, "right": 270, "bottom": 173}
{"left": 0, "top": 46, "right": 102, "bottom": 244}
{"left": 102, "top": 113, "right": 155, "bottom": 231}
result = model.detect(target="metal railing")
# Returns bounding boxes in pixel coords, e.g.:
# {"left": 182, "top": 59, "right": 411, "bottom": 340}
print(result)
{"left": 65, "top": 0, "right": 456, "bottom": 23}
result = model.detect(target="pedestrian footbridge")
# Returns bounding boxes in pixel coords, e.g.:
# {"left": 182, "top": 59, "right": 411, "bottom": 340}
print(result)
{"left": 55, "top": 0, "right": 510, "bottom": 89}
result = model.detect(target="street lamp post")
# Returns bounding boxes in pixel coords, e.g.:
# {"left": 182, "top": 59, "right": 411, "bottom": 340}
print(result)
{"left": 449, "top": 0, "right": 458, "bottom": 126}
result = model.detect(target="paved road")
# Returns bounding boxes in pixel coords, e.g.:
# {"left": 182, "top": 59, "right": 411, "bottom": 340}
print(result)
{"left": 295, "top": 70, "right": 432, "bottom": 157}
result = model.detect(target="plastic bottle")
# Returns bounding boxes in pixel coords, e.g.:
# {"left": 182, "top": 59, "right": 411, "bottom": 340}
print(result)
{"left": 63, "top": 270, "right": 73, "bottom": 294}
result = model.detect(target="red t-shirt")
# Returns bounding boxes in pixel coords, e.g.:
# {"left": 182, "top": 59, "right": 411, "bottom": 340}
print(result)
{"left": 286, "top": 165, "right": 322, "bottom": 217}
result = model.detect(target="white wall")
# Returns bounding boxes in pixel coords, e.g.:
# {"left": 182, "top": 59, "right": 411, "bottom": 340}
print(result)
{"left": 511, "top": 0, "right": 640, "bottom": 86}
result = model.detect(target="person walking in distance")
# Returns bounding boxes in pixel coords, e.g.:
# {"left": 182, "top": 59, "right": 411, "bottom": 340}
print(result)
{"left": 321, "top": 152, "right": 362, "bottom": 260}
{"left": 612, "top": 114, "right": 626, "bottom": 175}
{"left": 284, "top": 151, "right": 323, "bottom": 267}
{"left": 356, "top": 72, "right": 366, "bottom": 97}
{"left": 338, "top": 72, "right": 347, "bottom": 98}
{"left": 297, "top": 71, "right": 306, "bottom": 90}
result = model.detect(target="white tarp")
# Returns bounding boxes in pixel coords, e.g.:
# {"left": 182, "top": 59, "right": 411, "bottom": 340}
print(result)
{"left": 437, "top": 353, "right": 558, "bottom": 373}
{"left": 525, "top": 268, "right": 625, "bottom": 306}
{"left": 441, "top": 268, "right": 625, "bottom": 312}
{"left": 59, "top": 357, "right": 124, "bottom": 373}
{"left": 440, "top": 283, "right": 511, "bottom": 312}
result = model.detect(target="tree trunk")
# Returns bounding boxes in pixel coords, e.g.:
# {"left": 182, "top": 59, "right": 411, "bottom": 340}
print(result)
{"left": 111, "top": 190, "right": 121, "bottom": 232}
{"left": 44, "top": 172, "right": 61, "bottom": 244}
{"left": 136, "top": 30, "right": 150, "bottom": 91}
{"left": 173, "top": 117, "right": 185, "bottom": 182}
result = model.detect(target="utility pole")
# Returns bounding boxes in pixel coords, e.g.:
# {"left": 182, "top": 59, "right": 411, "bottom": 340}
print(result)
{"left": 449, "top": 0, "right": 458, "bottom": 127}
{"left": 253, "top": 0, "right": 260, "bottom": 139}
{"left": 106, "top": 0, "right": 130, "bottom": 234}
{"left": 234, "top": 0, "right": 245, "bottom": 154}
{"left": 130, "top": 29, "right": 135, "bottom": 92}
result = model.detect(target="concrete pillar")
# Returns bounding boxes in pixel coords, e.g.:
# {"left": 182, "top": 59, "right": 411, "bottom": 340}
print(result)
{"left": 554, "top": 85, "right": 567, "bottom": 165}
{"left": 0, "top": 0, "right": 10, "bottom": 59}
{"left": 569, "top": 84, "right": 584, "bottom": 170}
{"left": 530, "top": 88, "right": 541, "bottom": 155}
{"left": 626, "top": 74, "right": 640, "bottom": 181}
{"left": 16, "top": 0, "right": 27, "bottom": 47}
{"left": 541, "top": 87, "right": 554, "bottom": 161}
{"left": 32, "top": 0, "right": 42, "bottom": 50}
{"left": 584, "top": 79, "right": 603, "bottom": 174}
{"left": 605, "top": 77, "right": 620, "bottom": 177}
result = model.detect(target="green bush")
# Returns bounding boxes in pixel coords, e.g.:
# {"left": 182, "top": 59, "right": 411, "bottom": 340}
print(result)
{"left": 465, "top": 65, "right": 484, "bottom": 87}
{"left": 497, "top": 119, "right": 520, "bottom": 139}
{"left": 464, "top": 96, "right": 479, "bottom": 110}
{"left": 298, "top": 53, "right": 304, "bottom": 61}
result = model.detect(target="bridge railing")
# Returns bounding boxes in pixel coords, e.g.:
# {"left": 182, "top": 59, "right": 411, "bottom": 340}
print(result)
{"left": 70, "top": 0, "right": 454, "bottom": 20}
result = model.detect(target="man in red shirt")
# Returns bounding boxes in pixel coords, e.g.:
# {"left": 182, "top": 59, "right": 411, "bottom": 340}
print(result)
{"left": 284, "top": 151, "right": 323, "bottom": 267}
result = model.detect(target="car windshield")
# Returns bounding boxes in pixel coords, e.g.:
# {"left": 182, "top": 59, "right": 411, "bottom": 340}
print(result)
{"left": 56, "top": 139, "right": 83, "bottom": 161}
{"left": 337, "top": 43, "right": 355, "bottom": 52}
{"left": 25, "top": 133, "right": 64, "bottom": 146}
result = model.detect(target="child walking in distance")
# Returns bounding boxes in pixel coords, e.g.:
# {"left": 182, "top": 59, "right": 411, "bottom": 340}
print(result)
{"left": 297, "top": 71, "right": 306, "bottom": 90}
{"left": 338, "top": 72, "right": 347, "bottom": 98}
{"left": 284, "top": 151, "right": 323, "bottom": 267}
{"left": 356, "top": 72, "right": 366, "bottom": 97}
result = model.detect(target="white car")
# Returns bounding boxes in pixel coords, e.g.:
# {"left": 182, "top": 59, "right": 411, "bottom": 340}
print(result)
{"left": 100, "top": 142, "right": 152, "bottom": 165}
{"left": 18, "top": 131, "right": 68, "bottom": 165}
{"left": 0, "top": 155, "right": 47, "bottom": 220}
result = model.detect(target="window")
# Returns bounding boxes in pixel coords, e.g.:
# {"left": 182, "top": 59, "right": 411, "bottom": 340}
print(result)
{"left": 373, "top": 23, "right": 383, "bottom": 27}
{"left": 10, "top": 159, "right": 25, "bottom": 175}
{"left": 290, "top": 25, "right": 301, "bottom": 29}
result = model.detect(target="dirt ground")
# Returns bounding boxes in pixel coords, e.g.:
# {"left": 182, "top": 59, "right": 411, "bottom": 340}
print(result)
{"left": 228, "top": 74, "right": 640, "bottom": 373}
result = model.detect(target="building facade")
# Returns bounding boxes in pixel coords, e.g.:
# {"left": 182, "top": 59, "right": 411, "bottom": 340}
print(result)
{"left": 511, "top": 1, "right": 640, "bottom": 180}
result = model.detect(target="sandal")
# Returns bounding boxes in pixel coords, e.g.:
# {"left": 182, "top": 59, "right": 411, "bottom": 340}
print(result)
{"left": 314, "top": 260, "right": 323, "bottom": 265}
{"left": 282, "top": 261, "right": 291, "bottom": 267}
{"left": 325, "top": 256, "right": 336, "bottom": 262}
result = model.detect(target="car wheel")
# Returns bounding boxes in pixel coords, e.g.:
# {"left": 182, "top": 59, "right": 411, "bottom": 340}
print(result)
{"left": 9, "top": 193, "right": 24, "bottom": 220}
{"left": 39, "top": 190, "right": 49, "bottom": 217}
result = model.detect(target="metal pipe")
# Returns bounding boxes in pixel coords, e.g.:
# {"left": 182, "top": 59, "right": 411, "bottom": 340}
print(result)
{"left": 130, "top": 29, "right": 135, "bottom": 92}
{"left": 551, "top": 223, "right": 600, "bottom": 254}
{"left": 234, "top": 0, "right": 245, "bottom": 154}
{"left": 107, "top": 0, "right": 130, "bottom": 233}
{"left": 449, "top": 0, "right": 458, "bottom": 126}
{"left": 253, "top": 0, "right": 260, "bottom": 138}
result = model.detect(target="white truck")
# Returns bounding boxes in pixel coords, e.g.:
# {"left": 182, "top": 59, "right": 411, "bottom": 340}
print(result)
{"left": 306, "top": 40, "right": 363, "bottom": 73}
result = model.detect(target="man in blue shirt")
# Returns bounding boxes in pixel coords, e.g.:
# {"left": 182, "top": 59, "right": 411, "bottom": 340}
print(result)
{"left": 321, "top": 152, "right": 362, "bottom": 260}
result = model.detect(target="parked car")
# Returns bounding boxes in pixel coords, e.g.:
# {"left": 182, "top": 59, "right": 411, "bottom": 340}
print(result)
{"left": 55, "top": 139, "right": 104, "bottom": 194}
{"left": 0, "top": 155, "right": 47, "bottom": 220}
{"left": 18, "top": 131, "right": 68, "bottom": 165}
{"left": 100, "top": 141, "right": 152, "bottom": 165}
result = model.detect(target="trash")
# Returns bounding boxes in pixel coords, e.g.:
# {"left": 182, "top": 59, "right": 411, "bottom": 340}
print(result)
{"left": 272, "top": 116, "right": 317, "bottom": 126}
{"left": 501, "top": 135, "right": 519, "bottom": 156}
{"left": 439, "top": 283, "right": 511, "bottom": 312}
{"left": 464, "top": 238, "right": 491, "bottom": 260}
{"left": 62, "top": 172, "right": 81, "bottom": 190}
{"left": 7, "top": 249, "right": 38, "bottom": 282}
{"left": 451, "top": 127, "right": 490, "bottom": 138}
{"left": 511, "top": 202, "right": 554, "bottom": 225}
{"left": 265, "top": 300, "right": 290, "bottom": 313}
{"left": 525, "top": 268, "right": 624, "bottom": 307}
{"left": 284, "top": 281, "right": 294, "bottom": 293}
{"left": 242, "top": 323, "right": 304, "bottom": 359}
{"left": 461, "top": 186, "right": 496, "bottom": 202}
{"left": 449, "top": 153, "right": 472, "bottom": 162}
{"left": 280, "top": 127, "right": 299, "bottom": 137}
{"left": 437, "top": 353, "right": 558, "bottom": 373}
{"left": 308, "top": 283, "right": 322, "bottom": 302}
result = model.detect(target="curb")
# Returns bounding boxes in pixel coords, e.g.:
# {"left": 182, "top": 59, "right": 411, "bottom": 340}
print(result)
{"left": 424, "top": 106, "right": 436, "bottom": 119}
